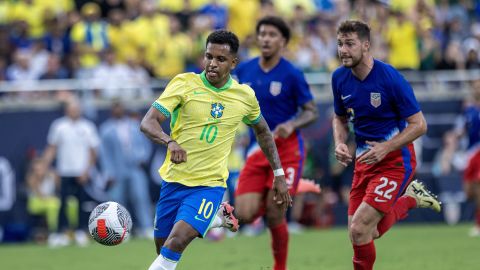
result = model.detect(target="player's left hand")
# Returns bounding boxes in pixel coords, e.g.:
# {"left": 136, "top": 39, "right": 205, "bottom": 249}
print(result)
{"left": 272, "top": 175, "right": 292, "bottom": 210}
{"left": 273, "top": 121, "right": 295, "bottom": 138}
{"left": 357, "top": 141, "right": 391, "bottom": 165}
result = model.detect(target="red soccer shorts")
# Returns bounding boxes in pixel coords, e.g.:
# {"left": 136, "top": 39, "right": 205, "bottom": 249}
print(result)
{"left": 464, "top": 148, "right": 480, "bottom": 182}
{"left": 235, "top": 132, "right": 305, "bottom": 197}
{"left": 348, "top": 143, "right": 417, "bottom": 215}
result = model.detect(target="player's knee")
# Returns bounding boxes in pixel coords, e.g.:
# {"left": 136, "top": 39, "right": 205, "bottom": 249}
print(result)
{"left": 349, "top": 222, "right": 368, "bottom": 243}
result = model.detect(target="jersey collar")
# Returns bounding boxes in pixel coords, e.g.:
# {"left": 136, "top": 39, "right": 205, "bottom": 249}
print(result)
{"left": 200, "top": 71, "right": 232, "bottom": 92}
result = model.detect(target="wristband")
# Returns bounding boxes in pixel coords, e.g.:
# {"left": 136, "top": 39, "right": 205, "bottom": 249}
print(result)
{"left": 273, "top": 168, "right": 285, "bottom": 177}
{"left": 166, "top": 139, "right": 176, "bottom": 146}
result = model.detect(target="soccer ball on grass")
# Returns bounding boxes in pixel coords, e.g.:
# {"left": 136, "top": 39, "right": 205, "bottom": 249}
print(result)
{"left": 88, "top": 201, "right": 132, "bottom": 246}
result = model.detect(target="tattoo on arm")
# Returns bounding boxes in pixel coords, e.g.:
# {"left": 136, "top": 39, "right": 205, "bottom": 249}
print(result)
{"left": 251, "top": 117, "right": 282, "bottom": 169}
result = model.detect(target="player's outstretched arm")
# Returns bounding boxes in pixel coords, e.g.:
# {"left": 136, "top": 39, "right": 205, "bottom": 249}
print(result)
{"left": 140, "top": 107, "right": 187, "bottom": 164}
{"left": 274, "top": 100, "right": 319, "bottom": 138}
{"left": 251, "top": 116, "right": 292, "bottom": 209}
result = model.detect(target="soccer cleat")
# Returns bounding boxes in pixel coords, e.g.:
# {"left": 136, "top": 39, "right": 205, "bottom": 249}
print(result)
{"left": 405, "top": 180, "right": 442, "bottom": 212}
{"left": 219, "top": 202, "right": 239, "bottom": 232}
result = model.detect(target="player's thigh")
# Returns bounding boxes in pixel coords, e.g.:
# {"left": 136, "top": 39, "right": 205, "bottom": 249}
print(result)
{"left": 473, "top": 182, "right": 480, "bottom": 206}
{"left": 176, "top": 186, "right": 225, "bottom": 238}
{"left": 235, "top": 192, "right": 264, "bottom": 222}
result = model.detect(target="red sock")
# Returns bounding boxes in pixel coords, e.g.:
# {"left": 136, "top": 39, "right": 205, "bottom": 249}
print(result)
{"left": 377, "top": 196, "right": 416, "bottom": 237}
{"left": 353, "top": 241, "right": 376, "bottom": 270}
{"left": 269, "top": 222, "right": 288, "bottom": 270}
{"left": 476, "top": 209, "right": 480, "bottom": 227}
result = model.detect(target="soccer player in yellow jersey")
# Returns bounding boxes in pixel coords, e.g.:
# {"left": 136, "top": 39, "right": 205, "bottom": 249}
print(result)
{"left": 141, "top": 30, "right": 291, "bottom": 270}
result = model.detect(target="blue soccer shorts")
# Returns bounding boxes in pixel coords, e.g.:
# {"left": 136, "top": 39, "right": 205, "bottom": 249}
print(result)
{"left": 153, "top": 181, "right": 226, "bottom": 238}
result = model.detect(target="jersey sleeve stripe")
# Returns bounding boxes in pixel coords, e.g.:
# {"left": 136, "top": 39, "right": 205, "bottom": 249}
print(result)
{"left": 243, "top": 113, "right": 262, "bottom": 125}
{"left": 152, "top": 101, "right": 171, "bottom": 118}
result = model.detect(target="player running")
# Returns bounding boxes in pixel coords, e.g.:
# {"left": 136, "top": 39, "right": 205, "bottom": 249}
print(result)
{"left": 331, "top": 20, "right": 441, "bottom": 270}
{"left": 234, "top": 16, "right": 318, "bottom": 270}
{"left": 140, "top": 30, "right": 291, "bottom": 270}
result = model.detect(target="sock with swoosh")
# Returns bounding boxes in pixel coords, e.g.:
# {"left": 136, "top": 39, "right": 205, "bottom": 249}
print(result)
{"left": 377, "top": 196, "right": 416, "bottom": 237}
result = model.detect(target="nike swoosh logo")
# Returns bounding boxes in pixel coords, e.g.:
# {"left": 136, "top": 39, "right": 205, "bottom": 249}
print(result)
{"left": 194, "top": 215, "right": 207, "bottom": 222}
{"left": 193, "top": 90, "right": 209, "bottom": 95}
{"left": 374, "top": 197, "right": 387, "bottom": 203}
{"left": 341, "top": 94, "right": 351, "bottom": 100}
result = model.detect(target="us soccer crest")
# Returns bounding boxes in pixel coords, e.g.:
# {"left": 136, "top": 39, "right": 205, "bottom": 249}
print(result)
{"left": 370, "top": 92, "right": 381, "bottom": 108}
{"left": 269, "top": 81, "right": 282, "bottom": 96}
{"left": 211, "top": 103, "right": 225, "bottom": 118}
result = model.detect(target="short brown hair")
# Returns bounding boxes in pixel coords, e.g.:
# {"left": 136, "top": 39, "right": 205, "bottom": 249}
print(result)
{"left": 337, "top": 20, "right": 370, "bottom": 41}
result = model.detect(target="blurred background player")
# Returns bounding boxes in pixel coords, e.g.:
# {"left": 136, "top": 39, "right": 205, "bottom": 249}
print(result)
{"left": 42, "top": 98, "right": 99, "bottom": 247}
{"left": 452, "top": 79, "right": 480, "bottom": 236}
{"left": 140, "top": 30, "right": 291, "bottom": 270}
{"left": 99, "top": 100, "right": 153, "bottom": 239}
{"left": 26, "top": 157, "right": 60, "bottom": 243}
{"left": 332, "top": 20, "right": 441, "bottom": 270}
{"left": 234, "top": 16, "right": 318, "bottom": 270}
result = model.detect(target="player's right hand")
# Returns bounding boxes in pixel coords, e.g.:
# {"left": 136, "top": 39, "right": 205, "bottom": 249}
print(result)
{"left": 273, "top": 176, "right": 292, "bottom": 211}
{"left": 168, "top": 141, "right": 187, "bottom": 164}
{"left": 335, "top": 143, "right": 352, "bottom": 166}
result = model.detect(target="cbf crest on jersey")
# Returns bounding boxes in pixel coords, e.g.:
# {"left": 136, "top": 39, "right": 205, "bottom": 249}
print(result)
{"left": 370, "top": 92, "right": 381, "bottom": 108}
{"left": 269, "top": 81, "right": 282, "bottom": 96}
{"left": 211, "top": 103, "right": 225, "bottom": 118}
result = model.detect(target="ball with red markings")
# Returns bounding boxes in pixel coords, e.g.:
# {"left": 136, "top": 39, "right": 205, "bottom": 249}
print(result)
{"left": 88, "top": 201, "right": 132, "bottom": 246}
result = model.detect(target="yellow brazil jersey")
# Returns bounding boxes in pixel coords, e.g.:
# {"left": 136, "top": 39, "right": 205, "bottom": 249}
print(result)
{"left": 153, "top": 72, "right": 261, "bottom": 187}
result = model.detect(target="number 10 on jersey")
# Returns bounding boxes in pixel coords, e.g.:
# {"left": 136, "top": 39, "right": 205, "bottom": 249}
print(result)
{"left": 200, "top": 124, "right": 218, "bottom": 144}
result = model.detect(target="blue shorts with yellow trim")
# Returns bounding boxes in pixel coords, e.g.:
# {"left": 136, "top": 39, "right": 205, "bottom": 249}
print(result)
{"left": 154, "top": 181, "right": 225, "bottom": 238}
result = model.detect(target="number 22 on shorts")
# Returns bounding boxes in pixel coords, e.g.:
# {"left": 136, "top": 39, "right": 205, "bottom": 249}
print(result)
{"left": 373, "top": 177, "right": 397, "bottom": 202}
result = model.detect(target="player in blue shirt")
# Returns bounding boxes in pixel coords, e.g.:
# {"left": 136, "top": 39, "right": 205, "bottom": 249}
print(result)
{"left": 234, "top": 16, "right": 318, "bottom": 270}
{"left": 331, "top": 20, "right": 442, "bottom": 270}
{"left": 454, "top": 79, "right": 480, "bottom": 236}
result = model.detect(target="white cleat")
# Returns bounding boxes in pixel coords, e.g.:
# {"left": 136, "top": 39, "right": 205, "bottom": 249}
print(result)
{"left": 405, "top": 180, "right": 442, "bottom": 212}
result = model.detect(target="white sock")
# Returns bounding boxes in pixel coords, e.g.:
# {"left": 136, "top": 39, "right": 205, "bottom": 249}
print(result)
{"left": 148, "top": 255, "right": 178, "bottom": 270}
{"left": 209, "top": 215, "right": 223, "bottom": 228}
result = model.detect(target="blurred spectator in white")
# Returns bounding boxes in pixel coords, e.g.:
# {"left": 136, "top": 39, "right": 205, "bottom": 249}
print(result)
{"left": 432, "top": 131, "right": 466, "bottom": 226}
{"left": 39, "top": 54, "right": 69, "bottom": 80}
{"left": 99, "top": 100, "right": 153, "bottom": 238}
{"left": 70, "top": 2, "right": 109, "bottom": 77}
{"left": 93, "top": 49, "right": 130, "bottom": 98}
{"left": 199, "top": 0, "right": 228, "bottom": 30}
{"left": 26, "top": 157, "right": 61, "bottom": 244}
{"left": 6, "top": 49, "right": 35, "bottom": 81}
{"left": 125, "top": 57, "right": 152, "bottom": 98}
{"left": 43, "top": 98, "right": 100, "bottom": 247}
{"left": 29, "top": 39, "right": 50, "bottom": 79}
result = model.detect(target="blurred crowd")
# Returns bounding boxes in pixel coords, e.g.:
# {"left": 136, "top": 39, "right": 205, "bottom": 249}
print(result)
{"left": 2, "top": 0, "right": 480, "bottom": 92}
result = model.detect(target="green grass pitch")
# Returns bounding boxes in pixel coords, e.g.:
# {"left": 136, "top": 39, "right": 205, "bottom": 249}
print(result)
{"left": 1, "top": 224, "right": 478, "bottom": 270}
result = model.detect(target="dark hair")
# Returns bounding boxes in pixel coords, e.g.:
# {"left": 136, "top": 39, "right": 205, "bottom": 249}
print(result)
{"left": 337, "top": 20, "right": 371, "bottom": 41}
{"left": 256, "top": 16, "right": 291, "bottom": 43}
{"left": 206, "top": 30, "right": 239, "bottom": 54}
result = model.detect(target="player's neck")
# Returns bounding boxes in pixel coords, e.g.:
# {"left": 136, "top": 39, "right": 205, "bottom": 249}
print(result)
{"left": 351, "top": 55, "right": 374, "bottom": 81}
{"left": 259, "top": 54, "right": 281, "bottom": 72}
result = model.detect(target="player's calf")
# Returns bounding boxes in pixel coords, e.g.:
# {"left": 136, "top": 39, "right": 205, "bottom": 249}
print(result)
{"left": 405, "top": 180, "right": 442, "bottom": 212}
